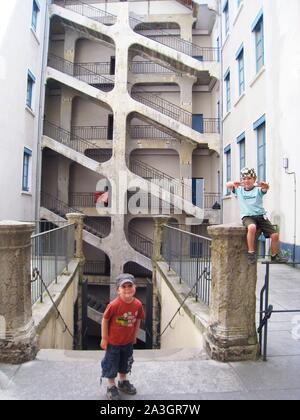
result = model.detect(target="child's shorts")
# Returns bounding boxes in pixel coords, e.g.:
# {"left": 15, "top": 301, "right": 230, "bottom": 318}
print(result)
{"left": 101, "top": 343, "right": 134, "bottom": 379}
{"left": 242, "top": 215, "right": 277, "bottom": 238}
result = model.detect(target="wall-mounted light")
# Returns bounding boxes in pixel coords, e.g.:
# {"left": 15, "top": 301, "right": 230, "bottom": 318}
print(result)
{"left": 283, "top": 157, "right": 289, "bottom": 170}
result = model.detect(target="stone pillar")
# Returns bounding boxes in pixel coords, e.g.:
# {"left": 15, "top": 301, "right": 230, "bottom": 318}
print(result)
{"left": 57, "top": 156, "right": 71, "bottom": 204}
{"left": 178, "top": 75, "right": 196, "bottom": 114}
{"left": 204, "top": 224, "right": 259, "bottom": 362}
{"left": 0, "top": 221, "right": 38, "bottom": 364}
{"left": 152, "top": 217, "right": 170, "bottom": 348}
{"left": 66, "top": 213, "right": 85, "bottom": 349}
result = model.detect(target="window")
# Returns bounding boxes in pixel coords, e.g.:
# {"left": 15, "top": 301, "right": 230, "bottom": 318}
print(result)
{"left": 224, "top": 145, "right": 231, "bottom": 195}
{"left": 224, "top": 69, "right": 231, "bottom": 113}
{"left": 26, "top": 70, "right": 36, "bottom": 109}
{"left": 237, "top": 0, "right": 242, "bottom": 8}
{"left": 252, "top": 10, "right": 264, "bottom": 73}
{"left": 31, "top": 0, "right": 40, "bottom": 32}
{"left": 236, "top": 44, "right": 245, "bottom": 96}
{"left": 223, "top": 1, "right": 230, "bottom": 36}
{"left": 237, "top": 132, "right": 246, "bottom": 171}
{"left": 253, "top": 115, "right": 266, "bottom": 181}
{"left": 22, "top": 148, "right": 32, "bottom": 192}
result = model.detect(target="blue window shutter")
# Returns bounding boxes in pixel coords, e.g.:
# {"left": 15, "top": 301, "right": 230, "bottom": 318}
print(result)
{"left": 253, "top": 114, "right": 266, "bottom": 130}
{"left": 235, "top": 43, "right": 244, "bottom": 60}
{"left": 236, "top": 132, "right": 245, "bottom": 143}
{"left": 251, "top": 9, "right": 263, "bottom": 32}
{"left": 224, "top": 144, "right": 231, "bottom": 154}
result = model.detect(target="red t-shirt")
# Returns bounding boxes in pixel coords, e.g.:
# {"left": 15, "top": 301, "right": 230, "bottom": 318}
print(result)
{"left": 103, "top": 297, "right": 145, "bottom": 346}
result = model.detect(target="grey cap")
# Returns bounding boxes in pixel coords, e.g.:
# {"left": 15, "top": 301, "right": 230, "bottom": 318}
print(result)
{"left": 116, "top": 273, "right": 136, "bottom": 288}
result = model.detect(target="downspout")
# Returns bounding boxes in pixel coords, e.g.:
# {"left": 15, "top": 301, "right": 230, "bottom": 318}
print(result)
{"left": 218, "top": 0, "right": 224, "bottom": 223}
{"left": 35, "top": 0, "right": 51, "bottom": 222}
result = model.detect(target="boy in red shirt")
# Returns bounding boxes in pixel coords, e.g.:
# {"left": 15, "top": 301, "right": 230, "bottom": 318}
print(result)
{"left": 100, "top": 273, "right": 145, "bottom": 400}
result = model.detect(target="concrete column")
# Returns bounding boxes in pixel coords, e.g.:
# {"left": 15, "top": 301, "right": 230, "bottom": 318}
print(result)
{"left": 152, "top": 217, "right": 170, "bottom": 348}
{"left": 57, "top": 157, "right": 71, "bottom": 205}
{"left": 204, "top": 224, "right": 259, "bottom": 362}
{"left": 66, "top": 213, "right": 85, "bottom": 349}
{"left": 64, "top": 27, "right": 80, "bottom": 63}
{"left": 179, "top": 143, "right": 195, "bottom": 180}
{"left": 0, "top": 221, "right": 38, "bottom": 364}
{"left": 60, "top": 88, "right": 73, "bottom": 132}
{"left": 178, "top": 75, "right": 196, "bottom": 114}
{"left": 179, "top": 15, "right": 195, "bottom": 43}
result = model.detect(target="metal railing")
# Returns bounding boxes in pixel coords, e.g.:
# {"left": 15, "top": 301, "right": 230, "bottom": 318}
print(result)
{"left": 124, "top": 261, "right": 152, "bottom": 277}
{"left": 48, "top": 54, "right": 114, "bottom": 90}
{"left": 131, "top": 60, "right": 174, "bottom": 74}
{"left": 204, "top": 193, "right": 221, "bottom": 209}
{"left": 130, "top": 124, "right": 174, "bottom": 140}
{"left": 31, "top": 224, "right": 75, "bottom": 305}
{"left": 44, "top": 121, "right": 105, "bottom": 156}
{"left": 162, "top": 224, "right": 211, "bottom": 305}
{"left": 41, "top": 191, "right": 110, "bottom": 238}
{"left": 130, "top": 16, "right": 219, "bottom": 62}
{"left": 84, "top": 148, "right": 112, "bottom": 162}
{"left": 84, "top": 260, "right": 108, "bottom": 275}
{"left": 54, "top": 1, "right": 218, "bottom": 60}
{"left": 127, "top": 190, "right": 176, "bottom": 214}
{"left": 54, "top": 0, "right": 117, "bottom": 25}
{"left": 132, "top": 91, "right": 192, "bottom": 127}
{"left": 71, "top": 126, "right": 109, "bottom": 140}
{"left": 128, "top": 228, "right": 153, "bottom": 258}
{"left": 74, "top": 61, "right": 111, "bottom": 75}
{"left": 130, "top": 157, "right": 192, "bottom": 200}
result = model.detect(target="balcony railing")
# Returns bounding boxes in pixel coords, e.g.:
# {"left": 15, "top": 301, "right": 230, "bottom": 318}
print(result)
{"left": 84, "top": 260, "right": 109, "bottom": 276}
{"left": 130, "top": 125, "right": 174, "bottom": 140}
{"left": 132, "top": 91, "right": 192, "bottom": 127}
{"left": 48, "top": 54, "right": 114, "bottom": 91}
{"left": 31, "top": 224, "right": 75, "bottom": 305}
{"left": 162, "top": 224, "right": 211, "bottom": 305}
{"left": 130, "top": 16, "right": 219, "bottom": 62}
{"left": 128, "top": 228, "right": 153, "bottom": 258}
{"left": 44, "top": 121, "right": 110, "bottom": 157}
{"left": 131, "top": 61, "right": 174, "bottom": 74}
{"left": 71, "top": 126, "right": 109, "bottom": 140}
{"left": 53, "top": 0, "right": 117, "bottom": 25}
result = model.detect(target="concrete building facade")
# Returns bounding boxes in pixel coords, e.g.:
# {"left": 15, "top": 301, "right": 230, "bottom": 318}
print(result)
{"left": 220, "top": 0, "right": 300, "bottom": 261}
{"left": 0, "top": 0, "right": 50, "bottom": 221}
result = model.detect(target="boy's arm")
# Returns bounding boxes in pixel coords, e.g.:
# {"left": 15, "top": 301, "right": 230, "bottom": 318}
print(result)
{"left": 100, "top": 318, "right": 109, "bottom": 349}
{"left": 257, "top": 181, "right": 270, "bottom": 194}
{"left": 226, "top": 181, "right": 241, "bottom": 190}
{"left": 132, "top": 319, "right": 142, "bottom": 344}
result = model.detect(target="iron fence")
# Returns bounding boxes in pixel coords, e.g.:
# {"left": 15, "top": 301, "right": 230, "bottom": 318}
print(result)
{"left": 48, "top": 54, "right": 114, "bottom": 90}
{"left": 130, "top": 125, "right": 174, "bottom": 140}
{"left": 84, "top": 260, "right": 108, "bottom": 275}
{"left": 128, "top": 228, "right": 153, "bottom": 258}
{"left": 131, "top": 61, "right": 174, "bottom": 74}
{"left": 130, "top": 16, "right": 219, "bottom": 62}
{"left": 71, "top": 126, "right": 109, "bottom": 140}
{"left": 54, "top": 0, "right": 117, "bottom": 25}
{"left": 162, "top": 224, "right": 211, "bottom": 305}
{"left": 31, "top": 224, "right": 75, "bottom": 305}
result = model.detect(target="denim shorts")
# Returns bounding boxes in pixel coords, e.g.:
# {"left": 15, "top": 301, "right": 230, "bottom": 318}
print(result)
{"left": 101, "top": 343, "right": 134, "bottom": 379}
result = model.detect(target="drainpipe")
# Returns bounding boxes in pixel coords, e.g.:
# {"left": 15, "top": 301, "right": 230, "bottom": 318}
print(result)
{"left": 283, "top": 159, "right": 297, "bottom": 264}
{"left": 218, "top": 0, "right": 224, "bottom": 224}
{"left": 35, "top": 0, "right": 51, "bottom": 221}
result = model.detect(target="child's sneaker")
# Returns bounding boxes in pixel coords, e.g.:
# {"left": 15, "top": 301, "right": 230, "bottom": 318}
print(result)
{"left": 247, "top": 252, "right": 257, "bottom": 264}
{"left": 106, "top": 385, "right": 121, "bottom": 400}
{"left": 271, "top": 254, "right": 289, "bottom": 263}
{"left": 118, "top": 380, "right": 137, "bottom": 395}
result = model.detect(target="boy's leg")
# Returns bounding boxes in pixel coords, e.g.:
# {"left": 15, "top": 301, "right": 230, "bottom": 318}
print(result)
{"left": 118, "top": 344, "right": 136, "bottom": 395}
{"left": 270, "top": 232, "right": 279, "bottom": 256}
{"left": 247, "top": 224, "right": 257, "bottom": 252}
{"left": 101, "top": 345, "right": 121, "bottom": 400}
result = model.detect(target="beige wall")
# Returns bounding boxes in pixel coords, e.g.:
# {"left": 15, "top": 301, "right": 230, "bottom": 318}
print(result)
{"left": 157, "top": 269, "right": 204, "bottom": 349}
{"left": 35, "top": 263, "right": 79, "bottom": 350}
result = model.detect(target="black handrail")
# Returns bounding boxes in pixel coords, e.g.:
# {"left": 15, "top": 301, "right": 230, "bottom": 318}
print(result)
{"left": 48, "top": 54, "right": 114, "bottom": 90}
{"left": 128, "top": 228, "right": 153, "bottom": 258}
{"left": 130, "top": 16, "right": 219, "bottom": 62}
{"left": 53, "top": 0, "right": 117, "bottom": 25}
{"left": 40, "top": 191, "right": 109, "bottom": 238}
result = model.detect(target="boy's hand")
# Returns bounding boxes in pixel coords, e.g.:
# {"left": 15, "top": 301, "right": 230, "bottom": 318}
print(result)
{"left": 100, "top": 338, "right": 108, "bottom": 350}
{"left": 233, "top": 181, "right": 242, "bottom": 188}
{"left": 257, "top": 181, "right": 269, "bottom": 190}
